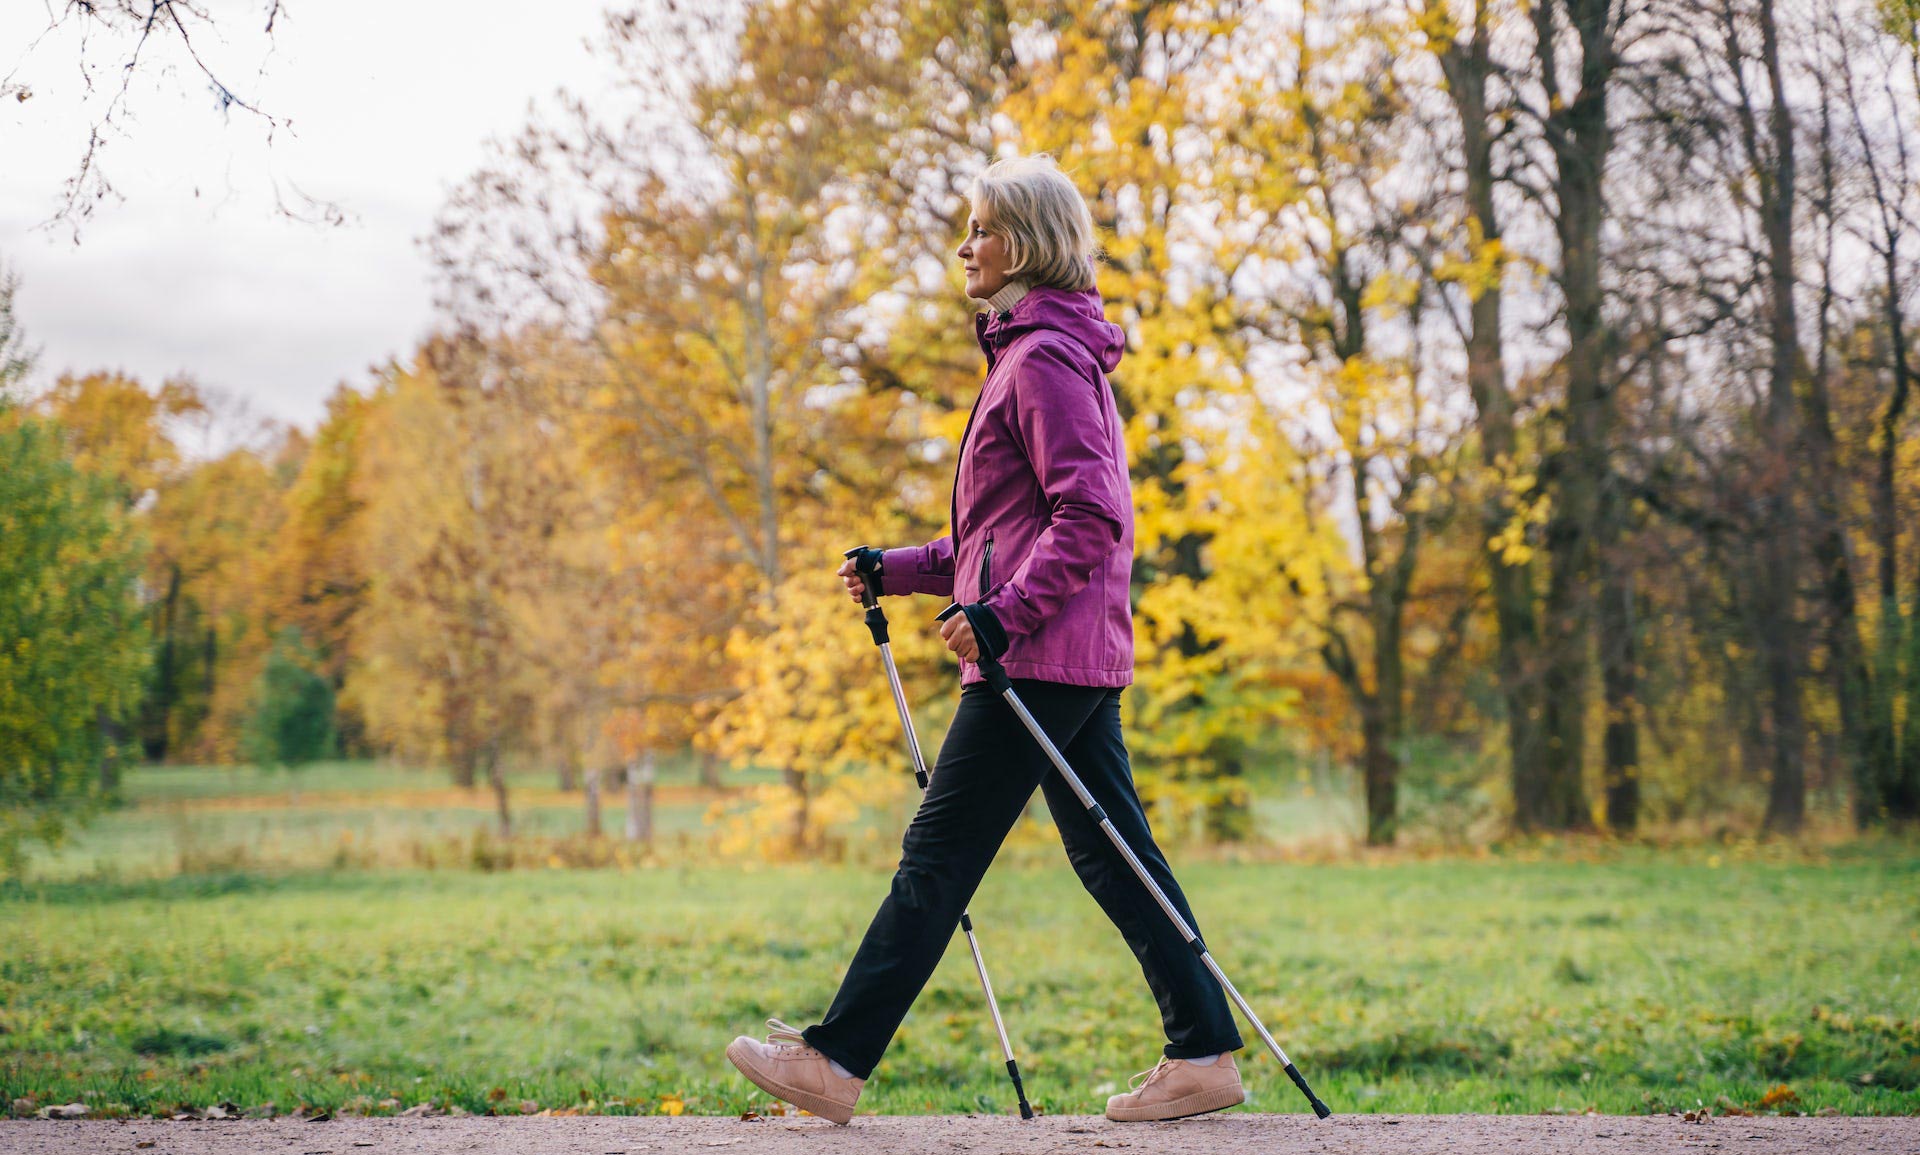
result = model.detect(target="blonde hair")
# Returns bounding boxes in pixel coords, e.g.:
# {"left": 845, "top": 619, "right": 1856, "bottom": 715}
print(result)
{"left": 971, "top": 155, "right": 1098, "bottom": 292}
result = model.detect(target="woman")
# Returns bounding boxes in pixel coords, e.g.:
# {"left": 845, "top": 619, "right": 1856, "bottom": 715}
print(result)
{"left": 725, "top": 155, "right": 1245, "bottom": 1124}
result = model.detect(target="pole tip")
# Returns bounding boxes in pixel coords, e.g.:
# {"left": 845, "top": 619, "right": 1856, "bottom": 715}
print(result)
{"left": 1311, "top": 1098, "right": 1332, "bottom": 1119}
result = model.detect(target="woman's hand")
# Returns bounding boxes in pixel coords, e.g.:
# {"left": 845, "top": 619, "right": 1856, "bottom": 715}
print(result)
{"left": 836, "top": 555, "right": 869, "bottom": 604}
{"left": 939, "top": 612, "right": 980, "bottom": 662}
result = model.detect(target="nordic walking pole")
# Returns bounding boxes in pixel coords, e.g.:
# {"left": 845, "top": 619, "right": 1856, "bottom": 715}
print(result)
{"left": 843, "top": 547, "right": 1035, "bottom": 1121}
{"left": 935, "top": 598, "right": 1334, "bottom": 1120}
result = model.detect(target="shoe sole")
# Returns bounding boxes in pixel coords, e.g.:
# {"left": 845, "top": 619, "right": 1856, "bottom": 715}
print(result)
{"left": 724, "top": 1038, "right": 856, "bottom": 1125}
{"left": 1105, "top": 1083, "right": 1248, "bottom": 1123}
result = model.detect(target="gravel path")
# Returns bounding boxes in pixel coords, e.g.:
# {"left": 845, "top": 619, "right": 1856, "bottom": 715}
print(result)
{"left": 3, "top": 1115, "right": 1917, "bottom": 1154}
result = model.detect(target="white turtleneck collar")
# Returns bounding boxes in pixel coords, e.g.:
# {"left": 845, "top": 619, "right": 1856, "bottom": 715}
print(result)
{"left": 984, "top": 279, "right": 1030, "bottom": 316}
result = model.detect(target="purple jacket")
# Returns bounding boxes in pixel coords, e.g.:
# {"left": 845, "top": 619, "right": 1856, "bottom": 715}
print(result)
{"left": 882, "top": 285, "right": 1134, "bottom": 687}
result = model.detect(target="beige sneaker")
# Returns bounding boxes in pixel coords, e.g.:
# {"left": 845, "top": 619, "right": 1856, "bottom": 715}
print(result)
{"left": 1104, "top": 1053, "right": 1247, "bottom": 1122}
{"left": 724, "top": 1018, "right": 864, "bottom": 1125}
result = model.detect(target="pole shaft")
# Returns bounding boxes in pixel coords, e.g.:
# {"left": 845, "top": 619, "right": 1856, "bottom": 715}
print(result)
{"left": 878, "top": 643, "right": 929, "bottom": 783}
{"left": 867, "top": 621, "right": 1030, "bottom": 1117}
{"left": 996, "top": 683, "right": 1324, "bottom": 1111}
{"left": 963, "top": 928, "right": 1017, "bottom": 1062}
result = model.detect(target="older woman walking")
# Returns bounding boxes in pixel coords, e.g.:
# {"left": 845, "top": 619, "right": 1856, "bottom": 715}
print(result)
{"left": 725, "top": 155, "right": 1245, "bottom": 1125}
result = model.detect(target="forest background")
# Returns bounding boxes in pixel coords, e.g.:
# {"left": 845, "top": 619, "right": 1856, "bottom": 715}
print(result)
{"left": 7, "top": 0, "right": 1920, "bottom": 877}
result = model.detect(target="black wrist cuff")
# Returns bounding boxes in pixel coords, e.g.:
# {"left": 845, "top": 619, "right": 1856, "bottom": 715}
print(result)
{"left": 850, "top": 546, "right": 886, "bottom": 597}
{"left": 961, "top": 602, "right": 1009, "bottom": 662}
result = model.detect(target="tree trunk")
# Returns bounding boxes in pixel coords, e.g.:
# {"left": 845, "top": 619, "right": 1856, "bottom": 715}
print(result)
{"left": 1806, "top": 59, "right": 1883, "bottom": 827}
{"left": 1360, "top": 704, "right": 1400, "bottom": 847}
{"left": 625, "top": 752, "right": 655, "bottom": 845}
{"left": 699, "top": 748, "right": 722, "bottom": 790}
{"left": 1598, "top": 527, "right": 1640, "bottom": 832}
{"left": 1536, "top": 538, "right": 1594, "bottom": 831}
{"left": 97, "top": 708, "right": 125, "bottom": 795}
{"left": 558, "top": 747, "right": 580, "bottom": 793}
{"left": 1753, "top": 0, "right": 1808, "bottom": 834}
{"left": 1869, "top": 211, "right": 1917, "bottom": 822}
{"left": 1366, "top": 558, "right": 1410, "bottom": 847}
{"left": 1437, "top": 0, "right": 1550, "bottom": 823}
{"left": 1525, "top": 0, "right": 1615, "bottom": 833}
{"left": 1759, "top": 533, "right": 1807, "bottom": 833}
{"left": 584, "top": 765, "right": 602, "bottom": 838}
{"left": 485, "top": 739, "right": 512, "bottom": 839}
{"left": 786, "top": 763, "right": 809, "bottom": 852}
{"left": 1898, "top": 614, "right": 1920, "bottom": 822}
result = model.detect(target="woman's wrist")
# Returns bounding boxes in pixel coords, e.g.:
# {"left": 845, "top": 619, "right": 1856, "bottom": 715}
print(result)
{"left": 960, "top": 602, "right": 1009, "bottom": 661}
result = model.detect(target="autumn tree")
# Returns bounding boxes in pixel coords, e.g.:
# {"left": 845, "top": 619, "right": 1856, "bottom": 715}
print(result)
{"left": 343, "top": 337, "right": 566, "bottom": 833}
{"left": 431, "top": 0, "right": 955, "bottom": 849}
{"left": 0, "top": 404, "right": 150, "bottom": 872}
{"left": 262, "top": 387, "right": 373, "bottom": 753}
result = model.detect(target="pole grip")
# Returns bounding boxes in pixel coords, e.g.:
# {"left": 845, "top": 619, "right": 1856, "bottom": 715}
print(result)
{"left": 846, "top": 546, "right": 888, "bottom": 644}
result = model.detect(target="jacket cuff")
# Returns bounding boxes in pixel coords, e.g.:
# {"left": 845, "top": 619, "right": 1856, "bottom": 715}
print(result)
{"left": 880, "top": 546, "right": 935, "bottom": 596}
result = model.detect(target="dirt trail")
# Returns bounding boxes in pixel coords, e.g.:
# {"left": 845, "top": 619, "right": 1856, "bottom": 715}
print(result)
{"left": 4, "top": 1114, "right": 1917, "bottom": 1154}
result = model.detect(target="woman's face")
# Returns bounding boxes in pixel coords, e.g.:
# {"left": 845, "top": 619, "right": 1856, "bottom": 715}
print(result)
{"left": 957, "top": 213, "right": 1013, "bottom": 300}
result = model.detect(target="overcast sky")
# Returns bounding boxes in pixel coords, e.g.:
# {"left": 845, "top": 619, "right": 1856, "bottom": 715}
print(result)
{"left": 1, "top": 1, "right": 622, "bottom": 432}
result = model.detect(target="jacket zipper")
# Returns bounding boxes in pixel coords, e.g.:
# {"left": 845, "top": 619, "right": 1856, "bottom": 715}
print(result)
{"left": 981, "top": 532, "right": 995, "bottom": 601}
{"left": 949, "top": 399, "right": 982, "bottom": 563}
{"left": 953, "top": 324, "right": 1028, "bottom": 593}
{"left": 950, "top": 336, "right": 1003, "bottom": 570}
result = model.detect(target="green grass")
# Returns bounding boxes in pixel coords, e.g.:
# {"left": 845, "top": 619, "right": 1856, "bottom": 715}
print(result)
{"left": 25, "top": 759, "right": 731, "bottom": 882}
{"left": 4, "top": 849, "right": 1917, "bottom": 1119}
{"left": 27, "top": 757, "right": 1367, "bottom": 882}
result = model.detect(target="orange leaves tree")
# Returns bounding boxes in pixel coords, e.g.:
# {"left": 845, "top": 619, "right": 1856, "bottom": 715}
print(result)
{"left": 429, "top": 0, "right": 959, "bottom": 852}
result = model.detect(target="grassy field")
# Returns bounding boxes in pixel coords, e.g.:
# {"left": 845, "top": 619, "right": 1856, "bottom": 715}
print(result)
{"left": 20, "top": 757, "right": 1372, "bottom": 882}
{"left": 4, "top": 839, "right": 1917, "bottom": 1119}
{"left": 21, "top": 760, "right": 733, "bottom": 882}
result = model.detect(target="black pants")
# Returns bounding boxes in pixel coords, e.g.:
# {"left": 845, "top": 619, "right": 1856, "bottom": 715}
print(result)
{"left": 802, "top": 679, "right": 1243, "bottom": 1079}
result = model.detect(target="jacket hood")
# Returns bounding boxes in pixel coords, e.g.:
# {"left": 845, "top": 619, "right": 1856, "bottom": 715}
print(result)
{"left": 976, "top": 284, "right": 1126, "bottom": 374}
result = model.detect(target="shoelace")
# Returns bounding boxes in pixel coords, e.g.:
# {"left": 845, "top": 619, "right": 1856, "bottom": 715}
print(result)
{"left": 1128, "top": 1057, "right": 1175, "bottom": 1093}
{"left": 764, "top": 1018, "right": 807, "bottom": 1047}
